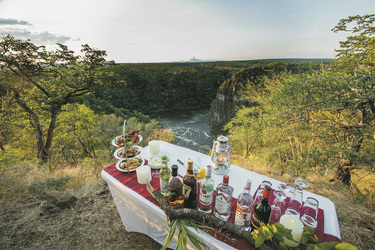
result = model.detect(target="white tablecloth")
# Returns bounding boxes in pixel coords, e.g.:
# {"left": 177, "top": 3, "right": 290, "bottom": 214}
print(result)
{"left": 102, "top": 141, "right": 341, "bottom": 249}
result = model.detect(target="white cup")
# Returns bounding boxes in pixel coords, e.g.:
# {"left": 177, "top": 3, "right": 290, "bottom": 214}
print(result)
{"left": 148, "top": 140, "right": 160, "bottom": 155}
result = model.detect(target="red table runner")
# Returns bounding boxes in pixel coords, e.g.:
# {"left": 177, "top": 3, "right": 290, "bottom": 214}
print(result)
{"left": 104, "top": 163, "right": 341, "bottom": 249}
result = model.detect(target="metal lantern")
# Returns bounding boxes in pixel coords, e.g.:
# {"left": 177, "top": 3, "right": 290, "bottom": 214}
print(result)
{"left": 211, "top": 135, "right": 232, "bottom": 175}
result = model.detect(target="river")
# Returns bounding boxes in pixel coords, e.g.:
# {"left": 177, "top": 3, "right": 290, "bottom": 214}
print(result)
{"left": 152, "top": 108, "right": 223, "bottom": 154}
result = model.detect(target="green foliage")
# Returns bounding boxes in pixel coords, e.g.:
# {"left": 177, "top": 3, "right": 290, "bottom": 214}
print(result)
{"left": 251, "top": 223, "right": 356, "bottom": 250}
{"left": 0, "top": 35, "right": 119, "bottom": 163}
{"left": 147, "top": 128, "right": 178, "bottom": 144}
{"left": 28, "top": 175, "right": 72, "bottom": 193}
{"left": 162, "top": 219, "right": 208, "bottom": 250}
{"left": 226, "top": 14, "right": 375, "bottom": 176}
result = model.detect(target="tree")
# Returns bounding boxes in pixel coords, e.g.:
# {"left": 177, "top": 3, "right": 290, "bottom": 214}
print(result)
{"left": 0, "top": 35, "right": 116, "bottom": 163}
{"left": 226, "top": 14, "right": 375, "bottom": 182}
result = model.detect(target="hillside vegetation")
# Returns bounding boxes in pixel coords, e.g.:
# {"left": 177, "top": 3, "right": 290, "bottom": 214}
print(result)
{"left": 0, "top": 14, "right": 375, "bottom": 249}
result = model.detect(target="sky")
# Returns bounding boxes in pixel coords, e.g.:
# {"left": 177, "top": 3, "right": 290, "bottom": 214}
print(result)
{"left": 0, "top": 0, "right": 374, "bottom": 63}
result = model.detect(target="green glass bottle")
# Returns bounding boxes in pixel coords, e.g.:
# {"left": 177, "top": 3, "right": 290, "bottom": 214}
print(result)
{"left": 159, "top": 155, "right": 171, "bottom": 196}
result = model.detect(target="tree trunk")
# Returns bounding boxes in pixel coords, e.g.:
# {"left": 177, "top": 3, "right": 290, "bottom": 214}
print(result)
{"left": 335, "top": 159, "right": 353, "bottom": 186}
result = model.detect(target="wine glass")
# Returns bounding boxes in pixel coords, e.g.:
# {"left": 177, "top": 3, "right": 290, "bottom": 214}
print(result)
{"left": 300, "top": 197, "right": 319, "bottom": 229}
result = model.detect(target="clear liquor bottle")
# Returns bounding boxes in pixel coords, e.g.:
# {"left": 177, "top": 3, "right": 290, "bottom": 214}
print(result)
{"left": 214, "top": 175, "right": 234, "bottom": 221}
{"left": 159, "top": 155, "right": 170, "bottom": 196}
{"left": 234, "top": 179, "right": 253, "bottom": 230}
{"left": 168, "top": 165, "right": 184, "bottom": 209}
{"left": 198, "top": 165, "right": 215, "bottom": 213}
{"left": 183, "top": 159, "right": 197, "bottom": 209}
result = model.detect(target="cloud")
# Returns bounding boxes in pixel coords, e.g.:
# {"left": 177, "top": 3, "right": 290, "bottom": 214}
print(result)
{"left": 0, "top": 28, "right": 73, "bottom": 45}
{"left": 0, "top": 18, "right": 32, "bottom": 26}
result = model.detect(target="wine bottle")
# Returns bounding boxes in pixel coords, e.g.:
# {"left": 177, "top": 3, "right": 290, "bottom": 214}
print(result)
{"left": 235, "top": 179, "right": 253, "bottom": 230}
{"left": 214, "top": 175, "right": 234, "bottom": 221}
{"left": 198, "top": 165, "right": 215, "bottom": 213}
{"left": 159, "top": 155, "right": 170, "bottom": 196}
{"left": 168, "top": 165, "right": 184, "bottom": 209}
{"left": 183, "top": 159, "right": 197, "bottom": 209}
{"left": 250, "top": 185, "right": 272, "bottom": 231}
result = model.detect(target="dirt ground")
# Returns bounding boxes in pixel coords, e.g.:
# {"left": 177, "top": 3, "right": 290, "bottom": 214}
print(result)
{"left": 0, "top": 182, "right": 160, "bottom": 250}
{"left": 0, "top": 166, "right": 374, "bottom": 250}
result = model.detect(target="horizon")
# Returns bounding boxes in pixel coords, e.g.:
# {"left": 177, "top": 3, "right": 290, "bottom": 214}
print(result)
{"left": 0, "top": 0, "right": 373, "bottom": 63}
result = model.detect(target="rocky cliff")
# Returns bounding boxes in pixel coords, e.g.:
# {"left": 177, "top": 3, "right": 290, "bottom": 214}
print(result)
{"left": 209, "top": 66, "right": 268, "bottom": 126}
{"left": 209, "top": 62, "right": 317, "bottom": 126}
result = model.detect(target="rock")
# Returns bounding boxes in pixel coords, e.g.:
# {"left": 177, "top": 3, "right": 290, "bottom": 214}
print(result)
{"left": 39, "top": 200, "right": 60, "bottom": 215}
{"left": 56, "top": 195, "right": 77, "bottom": 209}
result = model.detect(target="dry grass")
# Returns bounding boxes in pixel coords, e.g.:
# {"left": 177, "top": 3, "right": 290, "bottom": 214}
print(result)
{"left": 1, "top": 157, "right": 374, "bottom": 250}
{"left": 0, "top": 161, "right": 160, "bottom": 250}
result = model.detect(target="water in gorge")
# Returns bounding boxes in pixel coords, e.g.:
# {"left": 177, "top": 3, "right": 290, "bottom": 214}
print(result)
{"left": 152, "top": 108, "right": 224, "bottom": 154}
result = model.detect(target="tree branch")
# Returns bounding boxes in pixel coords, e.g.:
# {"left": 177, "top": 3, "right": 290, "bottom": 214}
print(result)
{"left": 146, "top": 182, "right": 268, "bottom": 249}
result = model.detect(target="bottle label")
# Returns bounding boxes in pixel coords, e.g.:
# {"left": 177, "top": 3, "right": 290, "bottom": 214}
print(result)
{"left": 235, "top": 205, "right": 251, "bottom": 227}
{"left": 182, "top": 183, "right": 192, "bottom": 199}
{"left": 199, "top": 188, "right": 213, "bottom": 205}
{"left": 160, "top": 179, "right": 168, "bottom": 193}
{"left": 169, "top": 189, "right": 178, "bottom": 202}
{"left": 215, "top": 193, "right": 231, "bottom": 215}
{"left": 251, "top": 212, "right": 270, "bottom": 230}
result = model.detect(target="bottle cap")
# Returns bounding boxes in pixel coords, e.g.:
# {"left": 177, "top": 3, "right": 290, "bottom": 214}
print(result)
{"left": 171, "top": 164, "right": 178, "bottom": 176}
{"left": 223, "top": 175, "right": 229, "bottom": 184}
{"left": 187, "top": 159, "right": 193, "bottom": 170}
{"left": 245, "top": 179, "right": 252, "bottom": 189}
{"left": 263, "top": 186, "right": 272, "bottom": 199}
{"left": 206, "top": 165, "right": 212, "bottom": 176}
{"left": 161, "top": 155, "right": 167, "bottom": 161}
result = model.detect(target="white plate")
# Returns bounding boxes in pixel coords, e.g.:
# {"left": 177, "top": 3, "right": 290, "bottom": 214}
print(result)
{"left": 114, "top": 146, "right": 142, "bottom": 160}
{"left": 112, "top": 135, "right": 143, "bottom": 147}
{"left": 148, "top": 155, "right": 170, "bottom": 169}
{"left": 116, "top": 156, "right": 145, "bottom": 172}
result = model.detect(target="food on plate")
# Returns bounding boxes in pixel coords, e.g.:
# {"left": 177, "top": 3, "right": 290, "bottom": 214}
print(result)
{"left": 119, "top": 158, "right": 143, "bottom": 170}
{"left": 118, "top": 146, "right": 140, "bottom": 158}
{"left": 115, "top": 130, "right": 140, "bottom": 147}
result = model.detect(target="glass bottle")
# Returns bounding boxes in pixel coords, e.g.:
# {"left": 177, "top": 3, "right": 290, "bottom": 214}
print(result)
{"left": 234, "top": 179, "right": 253, "bottom": 230}
{"left": 214, "top": 175, "right": 234, "bottom": 221}
{"left": 250, "top": 186, "right": 272, "bottom": 232}
{"left": 168, "top": 165, "right": 184, "bottom": 209}
{"left": 198, "top": 165, "right": 215, "bottom": 213}
{"left": 159, "top": 155, "right": 170, "bottom": 196}
{"left": 183, "top": 159, "right": 197, "bottom": 209}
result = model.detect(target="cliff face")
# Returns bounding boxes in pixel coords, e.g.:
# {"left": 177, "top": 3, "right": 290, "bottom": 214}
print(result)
{"left": 210, "top": 62, "right": 302, "bottom": 126}
{"left": 209, "top": 66, "right": 268, "bottom": 126}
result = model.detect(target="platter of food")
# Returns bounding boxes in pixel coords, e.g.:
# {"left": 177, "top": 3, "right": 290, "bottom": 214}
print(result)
{"left": 112, "top": 130, "right": 143, "bottom": 147}
{"left": 148, "top": 155, "right": 171, "bottom": 169}
{"left": 114, "top": 146, "right": 142, "bottom": 160}
{"left": 116, "top": 156, "right": 145, "bottom": 172}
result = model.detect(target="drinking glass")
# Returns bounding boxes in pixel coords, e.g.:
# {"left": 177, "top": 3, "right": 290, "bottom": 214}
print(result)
{"left": 148, "top": 140, "right": 160, "bottom": 155}
{"left": 272, "top": 190, "right": 287, "bottom": 213}
{"left": 285, "top": 184, "right": 302, "bottom": 211}
{"left": 270, "top": 190, "right": 287, "bottom": 224}
{"left": 295, "top": 178, "right": 309, "bottom": 189}
{"left": 151, "top": 169, "right": 160, "bottom": 178}
{"left": 285, "top": 207, "right": 300, "bottom": 218}
{"left": 254, "top": 180, "right": 273, "bottom": 205}
{"left": 300, "top": 197, "right": 319, "bottom": 229}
